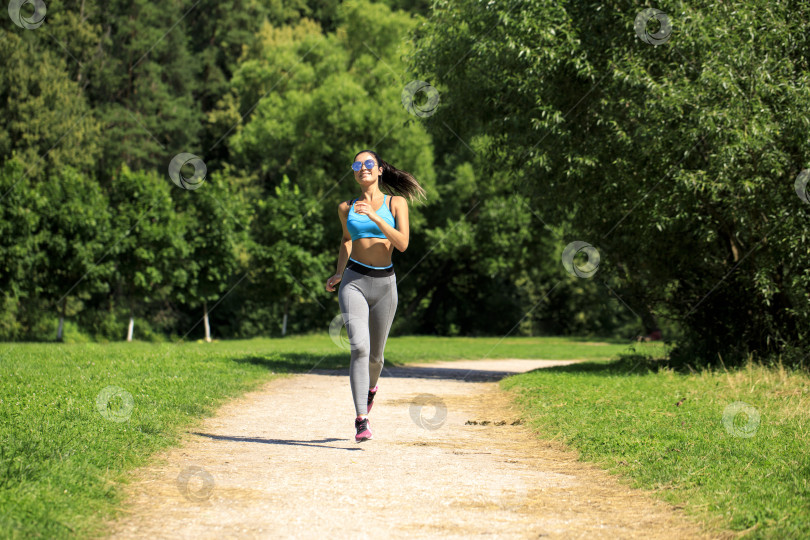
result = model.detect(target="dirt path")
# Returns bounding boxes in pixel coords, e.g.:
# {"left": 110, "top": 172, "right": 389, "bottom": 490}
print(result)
{"left": 103, "top": 359, "right": 720, "bottom": 539}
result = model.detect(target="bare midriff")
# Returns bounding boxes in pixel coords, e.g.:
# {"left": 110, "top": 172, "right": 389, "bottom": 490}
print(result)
{"left": 351, "top": 237, "right": 394, "bottom": 267}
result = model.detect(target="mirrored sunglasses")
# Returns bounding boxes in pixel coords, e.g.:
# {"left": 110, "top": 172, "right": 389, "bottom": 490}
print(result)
{"left": 351, "top": 159, "right": 376, "bottom": 172}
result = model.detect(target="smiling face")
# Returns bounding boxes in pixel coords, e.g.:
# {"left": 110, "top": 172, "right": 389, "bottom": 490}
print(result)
{"left": 353, "top": 151, "right": 380, "bottom": 186}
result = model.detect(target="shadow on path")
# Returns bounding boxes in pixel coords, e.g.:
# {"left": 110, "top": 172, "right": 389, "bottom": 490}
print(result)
{"left": 315, "top": 366, "right": 519, "bottom": 382}
{"left": 311, "top": 361, "right": 583, "bottom": 382}
{"left": 189, "top": 432, "right": 362, "bottom": 451}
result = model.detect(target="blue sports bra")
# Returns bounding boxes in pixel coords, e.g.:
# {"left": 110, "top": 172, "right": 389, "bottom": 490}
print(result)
{"left": 347, "top": 194, "right": 396, "bottom": 241}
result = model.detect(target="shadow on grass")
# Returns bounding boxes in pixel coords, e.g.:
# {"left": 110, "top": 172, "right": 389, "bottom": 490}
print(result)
{"left": 521, "top": 354, "right": 683, "bottom": 377}
{"left": 229, "top": 352, "right": 349, "bottom": 373}
{"left": 563, "top": 336, "right": 635, "bottom": 345}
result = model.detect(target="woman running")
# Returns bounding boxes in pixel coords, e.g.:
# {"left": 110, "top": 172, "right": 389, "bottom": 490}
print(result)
{"left": 324, "top": 149, "right": 426, "bottom": 442}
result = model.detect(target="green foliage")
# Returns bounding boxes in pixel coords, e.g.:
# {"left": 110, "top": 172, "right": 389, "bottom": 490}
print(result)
{"left": 248, "top": 174, "right": 327, "bottom": 303}
{"left": 33, "top": 167, "right": 114, "bottom": 329}
{"left": 410, "top": 0, "right": 810, "bottom": 365}
{"left": 171, "top": 167, "right": 249, "bottom": 306}
{"left": 213, "top": 0, "right": 439, "bottom": 336}
{"left": 226, "top": 2, "right": 436, "bottom": 193}
{"left": 5, "top": 0, "right": 803, "bottom": 358}
{"left": 0, "top": 161, "right": 44, "bottom": 299}
{"left": 0, "top": 30, "right": 101, "bottom": 178}
{"left": 107, "top": 166, "right": 190, "bottom": 323}
{"left": 1, "top": 0, "right": 447, "bottom": 341}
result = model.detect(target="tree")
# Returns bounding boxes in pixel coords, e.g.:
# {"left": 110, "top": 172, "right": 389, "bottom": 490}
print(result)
{"left": 32, "top": 167, "right": 113, "bottom": 340}
{"left": 172, "top": 165, "right": 250, "bottom": 341}
{"left": 248, "top": 175, "right": 328, "bottom": 336}
{"left": 107, "top": 165, "right": 189, "bottom": 341}
{"left": 79, "top": 0, "right": 203, "bottom": 176}
{"left": 0, "top": 161, "right": 46, "bottom": 339}
{"left": 410, "top": 0, "right": 810, "bottom": 365}
{"left": 0, "top": 30, "right": 101, "bottom": 179}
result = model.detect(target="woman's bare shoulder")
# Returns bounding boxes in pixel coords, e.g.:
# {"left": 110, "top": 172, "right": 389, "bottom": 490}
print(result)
{"left": 338, "top": 199, "right": 353, "bottom": 214}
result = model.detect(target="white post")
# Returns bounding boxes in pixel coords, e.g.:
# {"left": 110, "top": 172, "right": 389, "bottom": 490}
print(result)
{"left": 126, "top": 315, "right": 134, "bottom": 342}
{"left": 204, "top": 300, "right": 212, "bottom": 342}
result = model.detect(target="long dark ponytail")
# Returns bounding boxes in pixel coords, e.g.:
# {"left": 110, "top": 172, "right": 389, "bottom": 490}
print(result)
{"left": 354, "top": 149, "right": 427, "bottom": 204}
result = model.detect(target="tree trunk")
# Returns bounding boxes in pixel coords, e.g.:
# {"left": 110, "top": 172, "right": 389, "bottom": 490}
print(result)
{"left": 126, "top": 309, "right": 134, "bottom": 342}
{"left": 203, "top": 300, "right": 212, "bottom": 342}
{"left": 56, "top": 298, "right": 66, "bottom": 342}
{"left": 281, "top": 295, "right": 290, "bottom": 336}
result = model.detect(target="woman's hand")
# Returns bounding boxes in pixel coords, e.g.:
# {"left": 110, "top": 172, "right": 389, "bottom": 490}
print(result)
{"left": 353, "top": 200, "right": 380, "bottom": 223}
{"left": 325, "top": 273, "right": 342, "bottom": 292}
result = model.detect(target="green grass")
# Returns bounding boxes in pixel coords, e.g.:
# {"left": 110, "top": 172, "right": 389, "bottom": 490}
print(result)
{"left": 501, "top": 356, "right": 810, "bottom": 539}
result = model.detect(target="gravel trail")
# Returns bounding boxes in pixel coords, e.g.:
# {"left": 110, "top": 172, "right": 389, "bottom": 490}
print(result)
{"left": 103, "top": 359, "right": 720, "bottom": 539}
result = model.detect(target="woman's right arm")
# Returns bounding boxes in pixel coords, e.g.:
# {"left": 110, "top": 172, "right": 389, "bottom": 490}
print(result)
{"left": 336, "top": 201, "right": 352, "bottom": 275}
{"left": 326, "top": 202, "right": 353, "bottom": 291}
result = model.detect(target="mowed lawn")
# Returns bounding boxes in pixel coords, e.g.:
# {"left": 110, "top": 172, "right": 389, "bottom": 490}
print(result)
{"left": 0, "top": 336, "right": 806, "bottom": 539}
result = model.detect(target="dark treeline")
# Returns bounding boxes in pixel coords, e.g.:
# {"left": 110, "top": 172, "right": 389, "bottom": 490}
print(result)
{"left": 1, "top": 0, "right": 807, "bottom": 368}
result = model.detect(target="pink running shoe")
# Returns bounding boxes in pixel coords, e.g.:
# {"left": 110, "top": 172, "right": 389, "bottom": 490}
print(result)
{"left": 367, "top": 385, "right": 378, "bottom": 413}
{"left": 355, "top": 416, "right": 373, "bottom": 443}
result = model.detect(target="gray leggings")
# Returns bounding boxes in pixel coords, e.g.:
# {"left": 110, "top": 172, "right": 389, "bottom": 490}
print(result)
{"left": 338, "top": 264, "right": 398, "bottom": 416}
